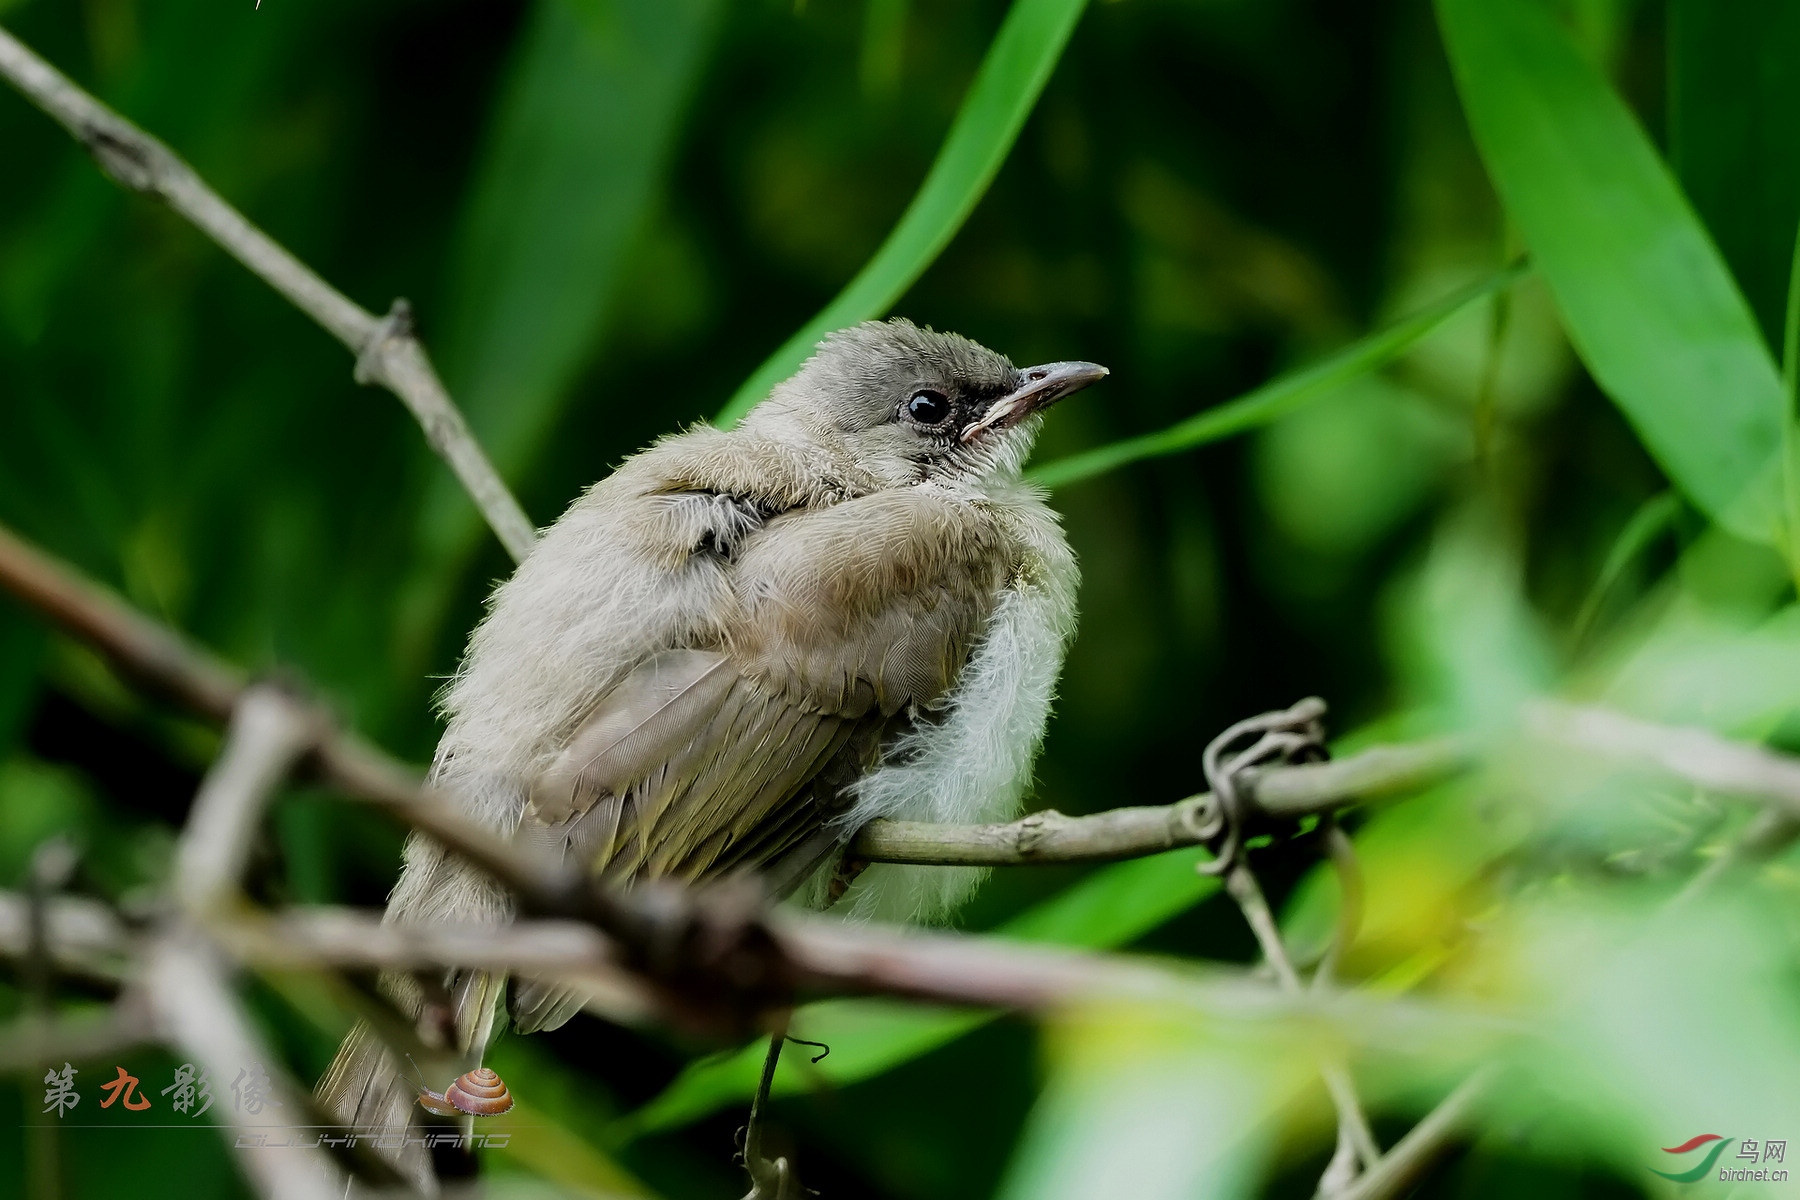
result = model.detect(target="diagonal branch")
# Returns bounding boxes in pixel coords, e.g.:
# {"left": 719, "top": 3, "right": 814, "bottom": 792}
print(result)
{"left": 1528, "top": 700, "right": 1800, "bottom": 817}
{"left": 0, "top": 520, "right": 244, "bottom": 721}
{"left": 0, "top": 24, "right": 536, "bottom": 563}
{"left": 143, "top": 933, "right": 349, "bottom": 1200}
{"left": 1337, "top": 1068, "right": 1494, "bottom": 1200}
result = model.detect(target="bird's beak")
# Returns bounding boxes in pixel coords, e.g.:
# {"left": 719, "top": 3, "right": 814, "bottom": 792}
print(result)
{"left": 960, "top": 361, "right": 1109, "bottom": 443}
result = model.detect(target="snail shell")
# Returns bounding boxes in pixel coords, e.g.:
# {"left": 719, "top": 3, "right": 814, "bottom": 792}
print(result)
{"left": 418, "top": 1067, "right": 513, "bottom": 1117}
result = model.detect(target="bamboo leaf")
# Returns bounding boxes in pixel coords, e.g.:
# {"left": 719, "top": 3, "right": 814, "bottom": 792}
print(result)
{"left": 1437, "top": 0, "right": 1787, "bottom": 544}
{"left": 713, "top": 0, "right": 1088, "bottom": 427}
{"left": 1028, "top": 265, "right": 1525, "bottom": 491}
{"left": 1572, "top": 490, "right": 1680, "bottom": 642}
{"left": 993, "top": 1007, "right": 1303, "bottom": 1200}
{"left": 1669, "top": 0, "right": 1800, "bottom": 351}
{"left": 422, "top": 0, "right": 723, "bottom": 541}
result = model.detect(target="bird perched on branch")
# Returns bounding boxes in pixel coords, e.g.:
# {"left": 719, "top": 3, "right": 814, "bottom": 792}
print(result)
{"left": 317, "top": 319, "right": 1102, "bottom": 1185}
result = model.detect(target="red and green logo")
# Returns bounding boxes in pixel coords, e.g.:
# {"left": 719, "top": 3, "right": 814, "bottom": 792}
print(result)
{"left": 1654, "top": 1135, "right": 1733, "bottom": 1183}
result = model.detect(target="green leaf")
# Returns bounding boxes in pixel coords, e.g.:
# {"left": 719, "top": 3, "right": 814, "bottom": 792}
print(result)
{"left": 618, "top": 847, "right": 1219, "bottom": 1138}
{"left": 993, "top": 1006, "right": 1303, "bottom": 1200}
{"left": 1492, "top": 891, "right": 1800, "bottom": 1179}
{"left": 1027, "top": 264, "right": 1525, "bottom": 491}
{"left": 713, "top": 0, "right": 1089, "bottom": 427}
{"left": 424, "top": 0, "right": 724, "bottom": 540}
{"left": 1669, "top": 0, "right": 1800, "bottom": 351}
{"left": 1436, "top": 0, "right": 1787, "bottom": 543}
{"left": 1390, "top": 503, "right": 1556, "bottom": 734}
{"left": 1571, "top": 490, "right": 1680, "bottom": 642}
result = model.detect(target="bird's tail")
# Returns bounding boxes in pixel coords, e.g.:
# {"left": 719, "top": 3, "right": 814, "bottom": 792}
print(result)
{"left": 315, "top": 834, "right": 510, "bottom": 1190}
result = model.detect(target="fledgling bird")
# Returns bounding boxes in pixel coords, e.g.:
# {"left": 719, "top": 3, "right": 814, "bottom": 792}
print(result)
{"left": 317, "top": 319, "right": 1103, "bottom": 1183}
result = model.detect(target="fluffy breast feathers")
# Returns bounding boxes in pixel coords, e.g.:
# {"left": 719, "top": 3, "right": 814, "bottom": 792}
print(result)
{"left": 417, "top": 423, "right": 1078, "bottom": 922}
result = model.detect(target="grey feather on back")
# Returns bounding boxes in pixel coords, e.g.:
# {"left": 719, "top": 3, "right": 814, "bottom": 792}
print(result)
{"left": 527, "top": 649, "right": 736, "bottom": 824}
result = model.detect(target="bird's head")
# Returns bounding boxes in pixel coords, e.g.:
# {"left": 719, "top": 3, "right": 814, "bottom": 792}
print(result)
{"left": 743, "top": 319, "right": 1106, "bottom": 491}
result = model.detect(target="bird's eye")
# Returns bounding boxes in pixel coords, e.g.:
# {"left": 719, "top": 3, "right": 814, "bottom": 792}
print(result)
{"left": 906, "top": 390, "right": 950, "bottom": 424}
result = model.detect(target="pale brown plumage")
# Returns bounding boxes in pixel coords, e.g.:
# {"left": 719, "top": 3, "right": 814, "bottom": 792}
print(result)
{"left": 316, "top": 320, "right": 1100, "bottom": 1189}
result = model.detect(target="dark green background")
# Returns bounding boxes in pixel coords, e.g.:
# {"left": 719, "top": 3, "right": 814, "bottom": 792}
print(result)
{"left": 0, "top": 0, "right": 1783, "bottom": 1196}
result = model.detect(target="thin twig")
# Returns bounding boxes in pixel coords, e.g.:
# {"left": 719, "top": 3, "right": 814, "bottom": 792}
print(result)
{"left": 852, "top": 739, "right": 1468, "bottom": 866}
{"left": 0, "top": 25, "right": 536, "bottom": 562}
{"left": 1201, "top": 708, "right": 1383, "bottom": 1187}
{"left": 176, "top": 688, "right": 321, "bottom": 915}
{"left": 740, "top": 1014, "right": 801, "bottom": 1200}
{"left": 1225, "top": 865, "right": 1381, "bottom": 1175}
{"left": 1336, "top": 1068, "right": 1494, "bottom": 1200}
{"left": 0, "top": 521, "right": 244, "bottom": 721}
{"left": 1312, "top": 821, "right": 1365, "bottom": 991}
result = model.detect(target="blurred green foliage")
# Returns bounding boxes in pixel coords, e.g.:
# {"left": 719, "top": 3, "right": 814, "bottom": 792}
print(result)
{"left": 5, "top": 0, "right": 1800, "bottom": 1197}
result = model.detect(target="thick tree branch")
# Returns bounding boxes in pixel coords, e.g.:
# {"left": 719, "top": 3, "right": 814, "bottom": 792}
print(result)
{"left": 0, "top": 24, "right": 536, "bottom": 563}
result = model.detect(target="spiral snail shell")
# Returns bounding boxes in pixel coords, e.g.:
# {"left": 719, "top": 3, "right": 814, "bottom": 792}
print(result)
{"left": 417, "top": 1067, "right": 513, "bottom": 1117}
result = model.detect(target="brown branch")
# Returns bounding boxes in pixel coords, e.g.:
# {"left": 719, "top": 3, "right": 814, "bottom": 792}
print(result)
{"left": 0, "top": 24, "right": 536, "bottom": 563}
{"left": 851, "top": 738, "right": 1470, "bottom": 866}
{"left": 0, "top": 886, "right": 1505, "bottom": 1052}
{"left": 0, "top": 521, "right": 244, "bottom": 721}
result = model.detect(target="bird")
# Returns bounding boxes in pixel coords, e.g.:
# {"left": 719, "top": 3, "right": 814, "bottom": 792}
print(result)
{"left": 316, "top": 318, "right": 1103, "bottom": 1184}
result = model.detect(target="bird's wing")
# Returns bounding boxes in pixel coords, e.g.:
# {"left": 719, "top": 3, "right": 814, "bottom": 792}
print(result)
{"left": 509, "top": 487, "right": 1010, "bottom": 1032}
{"left": 519, "top": 649, "right": 866, "bottom": 886}
{"left": 509, "top": 657, "right": 876, "bottom": 1033}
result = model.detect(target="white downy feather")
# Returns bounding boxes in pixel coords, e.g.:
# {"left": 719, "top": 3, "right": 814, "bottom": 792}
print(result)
{"left": 833, "top": 500, "right": 1079, "bottom": 923}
